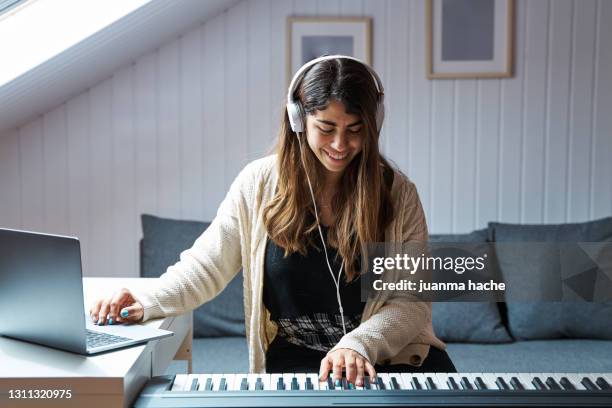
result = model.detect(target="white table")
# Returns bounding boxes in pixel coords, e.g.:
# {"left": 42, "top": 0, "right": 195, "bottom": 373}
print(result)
{"left": 0, "top": 278, "right": 193, "bottom": 408}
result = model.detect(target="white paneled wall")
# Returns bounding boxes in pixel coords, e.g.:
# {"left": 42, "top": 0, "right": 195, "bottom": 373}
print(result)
{"left": 0, "top": 0, "right": 611, "bottom": 277}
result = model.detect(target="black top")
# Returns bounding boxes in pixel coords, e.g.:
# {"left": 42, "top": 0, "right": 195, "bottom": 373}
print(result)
{"left": 263, "top": 224, "right": 365, "bottom": 353}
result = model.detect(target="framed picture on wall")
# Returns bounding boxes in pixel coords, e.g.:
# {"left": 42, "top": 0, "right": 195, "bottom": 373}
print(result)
{"left": 286, "top": 17, "right": 372, "bottom": 85}
{"left": 426, "top": 0, "right": 514, "bottom": 79}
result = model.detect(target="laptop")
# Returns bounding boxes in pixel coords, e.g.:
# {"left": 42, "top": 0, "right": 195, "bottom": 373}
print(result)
{"left": 0, "top": 227, "right": 173, "bottom": 354}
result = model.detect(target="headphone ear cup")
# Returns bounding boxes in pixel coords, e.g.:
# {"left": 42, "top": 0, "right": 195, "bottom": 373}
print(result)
{"left": 286, "top": 101, "right": 305, "bottom": 133}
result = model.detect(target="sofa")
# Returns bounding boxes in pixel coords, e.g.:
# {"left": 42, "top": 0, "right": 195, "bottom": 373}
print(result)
{"left": 140, "top": 214, "right": 612, "bottom": 374}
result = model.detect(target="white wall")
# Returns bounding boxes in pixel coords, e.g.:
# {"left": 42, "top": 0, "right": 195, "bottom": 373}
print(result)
{"left": 0, "top": 0, "right": 611, "bottom": 277}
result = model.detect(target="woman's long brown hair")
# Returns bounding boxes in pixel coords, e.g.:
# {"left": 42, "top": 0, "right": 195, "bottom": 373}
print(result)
{"left": 263, "top": 58, "right": 396, "bottom": 281}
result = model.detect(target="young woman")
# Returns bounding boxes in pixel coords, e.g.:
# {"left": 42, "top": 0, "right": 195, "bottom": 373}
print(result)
{"left": 90, "top": 56, "right": 455, "bottom": 388}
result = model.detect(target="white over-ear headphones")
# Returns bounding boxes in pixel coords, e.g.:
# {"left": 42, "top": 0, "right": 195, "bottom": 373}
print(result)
{"left": 286, "top": 54, "right": 386, "bottom": 134}
{"left": 286, "top": 55, "right": 385, "bottom": 337}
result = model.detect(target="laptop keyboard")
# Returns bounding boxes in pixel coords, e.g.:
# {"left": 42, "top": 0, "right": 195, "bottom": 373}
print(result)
{"left": 86, "top": 330, "right": 131, "bottom": 348}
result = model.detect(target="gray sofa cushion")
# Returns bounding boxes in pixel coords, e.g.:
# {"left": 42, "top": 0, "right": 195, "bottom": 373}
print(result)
{"left": 141, "top": 214, "right": 245, "bottom": 338}
{"left": 429, "top": 229, "right": 511, "bottom": 343}
{"left": 490, "top": 216, "right": 612, "bottom": 340}
{"left": 447, "top": 340, "right": 612, "bottom": 372}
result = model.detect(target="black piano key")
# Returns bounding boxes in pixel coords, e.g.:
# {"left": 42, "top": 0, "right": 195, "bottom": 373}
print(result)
{"left": 460, "top": 377, "right": 473, "bottom": 390}
{"left": 559, "top": 377, "right": 575, "bottom": 390}
{"left": 327, "top": 378, "right": 334, "bottom": 390}
{"left": 255, "top": 378, "right": 263, "bottom": 390}
{"left": 305, "top": 377, "right": 313, "bottom": 390}
{"left": 581, "top": 377, "right": 598, "bottom": 391}
{"left": 342, "top": 378, "right": 349, "bottom": 390}
{"left": 496, "top": 377, "right": 510, "bottom": 390}
{"left": 291, "top": 377, "right": 299, "bottom": 390}
{"left": 447, "top": 377, "right": 460, "bottom": 390}
{"left": 390, "top": 376, "right": 401, "bottom": 390}
{"left": 545, "top": 377, "right": 561, "bottom": 390}
{"left": 532, "top": 377, "right": 547, "bottom": 391}
{"left": 377, "top": 377, "right": 386, "bottom": 390}
{"left": 426, "top": 377, "right": 437, "bottom": 390}
{"left": 276, "top": 378, "right": 285, "bottom": 390}
{"left": 364, "top": 376, "right": 371, "bottom": 390}
{"left": 596, "top": 377, "right": 611, "bottom": 390}
{"left": 510, "top": 376, "right": 524, "bottom": 390}
{"left": 411, "top": 377, "right": 422, "bottom": 390}
{"left": 204, "top": 378, "right": 213, "bottom": 391}
{"left": 190, "top": 378, "right": 199, "bottom": 391}
{"left": 475, "top": 377, "right": 487, "bottom": 390}
{"left": 219, "top": 378, "right": 227, "bottom": 391}
{"left": 240, "top": 378, "right": 248, "bottom": 391}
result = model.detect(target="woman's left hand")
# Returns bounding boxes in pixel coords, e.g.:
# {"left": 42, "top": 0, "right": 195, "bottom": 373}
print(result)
{"left": 319, "top": 348, "right": 377, "bottom": 388}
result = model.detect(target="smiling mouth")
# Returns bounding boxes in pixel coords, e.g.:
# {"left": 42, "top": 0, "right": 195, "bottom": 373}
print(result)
{"left": 323, "top": 149, "right": 349, "bottom": 161}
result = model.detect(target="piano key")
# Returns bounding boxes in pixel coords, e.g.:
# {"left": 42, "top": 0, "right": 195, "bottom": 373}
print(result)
{"left": 293, "top": 374, "right": 306, "bottom": 390}
{"left": 495, "top": 376, "right": 510, "bottom": 390}
{"left": 475, "top": 376, "right": 488, "bottom": 390}
{"left": 460, "top": 376, "right": 473, "bottom": 390}
{"left": 559, "top": 376, "right": 575, "bottom": 390}
{"left": 376, "top": 376, "right": 386, "bottom": 390}
{"left": 189, "top": 377, "right": 199, "bottom": 391}
{"left": 425, "top": 376, "right": 438, "bottom": 390}
{"left": 479, "top": 374, "right": 500, "bottom": 390}
{"left": 377, "top": 373, "right": 391, "bottom": 390}
{"left": 225, "top": 374, "right": 239, "bottom": 391}
{"left": 434, "top": 373, "right": 452, "bottom": 390}
{"left": 399, "top": 373, "right": 422, "bottom": 390}
{"left": 545, "top": 376, "right": 561, "bottom": 390}
{"left": 305, "top": 373, "right": 319, "bottom": 390}
{"left": 209, "top": 374, "right": 224, "bottom": 391}
{"left": 246, "top": 374, "right": 267, "bottom": 391}
{"left": 171, "top": 374, "right": 189, "bottom": 391}
{"left": 581, "top": 377, "right": 599, "bottom": 391}
{"left": 270, "top": 374, "right": 284, "bottom": 391}
{"left": 447, "top": 376, "right": 460, "bottom": 390}
{"left": 509, "top": 376, "right": 524, "bottom": 390}
{"left": 282, "top": 373, "right": 297, "bottom": 391}
{"left": 532, "top": 376, "right": 547, "bottom": 390}
{"left": 363, "top": 376, "right": 371, "bottom": 390}
{"left": 390, "top": 375, "right": 402, "bottom": 390}
{"left": 596, "top": 376, "right": 611, "bottom": 390}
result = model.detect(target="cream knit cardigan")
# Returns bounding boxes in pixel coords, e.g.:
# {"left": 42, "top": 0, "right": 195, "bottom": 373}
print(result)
{"left": 132, "top": 155, "right": 445, "bottom": 373}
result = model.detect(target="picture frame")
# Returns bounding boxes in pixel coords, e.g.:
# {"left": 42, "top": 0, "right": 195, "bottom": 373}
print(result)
{"left": 286, "top": 17, "right": 372, "bottom": 85}
{"left": 426, "top": 0, "right": 514, "bottom": 79}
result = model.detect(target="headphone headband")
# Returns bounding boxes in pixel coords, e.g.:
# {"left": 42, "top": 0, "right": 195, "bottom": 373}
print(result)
{"left": 286, "top": 55, "right": 385, "bottom": 133}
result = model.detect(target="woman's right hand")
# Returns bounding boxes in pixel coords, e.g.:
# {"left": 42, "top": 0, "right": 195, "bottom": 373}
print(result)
{"left": 89, "top": 288, "right": 144, "bottom": 325}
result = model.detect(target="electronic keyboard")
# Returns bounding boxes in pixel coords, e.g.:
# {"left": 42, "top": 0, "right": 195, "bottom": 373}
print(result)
{"left": 134, "top": 372, "right": 612, "bottom": 407}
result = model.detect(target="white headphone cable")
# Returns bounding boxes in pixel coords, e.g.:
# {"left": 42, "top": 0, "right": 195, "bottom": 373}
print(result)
{"left": 296, "top": 132, "right": 347, "bottom": 336}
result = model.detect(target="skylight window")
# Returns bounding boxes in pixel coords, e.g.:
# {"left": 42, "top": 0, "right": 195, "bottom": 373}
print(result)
{"left": 0, "top": 0, "right": 151, "bottom": 88}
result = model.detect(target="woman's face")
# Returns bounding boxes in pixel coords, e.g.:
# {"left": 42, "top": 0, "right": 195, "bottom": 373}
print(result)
{"left": 305, "top": 99, "right": 364, "bottom": 178}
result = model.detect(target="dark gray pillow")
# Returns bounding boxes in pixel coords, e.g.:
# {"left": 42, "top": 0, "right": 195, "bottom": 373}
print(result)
{"left": 140, "top": 214, "right": 245, "bottom": 338}
{"left": 490, "top": 216, "right": 612, "bottom": 340}
{"left": 429, "top": 229, "right": 512, "bottom": 343}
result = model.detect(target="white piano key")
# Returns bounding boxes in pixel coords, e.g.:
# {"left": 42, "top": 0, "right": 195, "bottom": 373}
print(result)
{"left": 283, "top": 373, "right": 298, "bottom": 390}
{"left": 377, "top": 373, "right": 391, "bottom": 390}
{"left": 243, "top": 373, "right": 258, "bottom": 391}
{"left": 171, "top": 374, "right": 189, "bottom": 391}
{"left": 434, "top": 373, "right": 452, "bottom": 390}
{"left": 270, "top": 373, "right": 285, "bottom": 391}
{"left": 399, "top": 373, "right": 422, "bottom": 390}
{"left": 479, "top": 373, "right": 500, "bottom": 390}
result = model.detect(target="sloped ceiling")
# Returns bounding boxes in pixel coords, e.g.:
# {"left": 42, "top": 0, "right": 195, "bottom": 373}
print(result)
{"left": 0, "top": 0, "right": 240, "bottom": 134}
